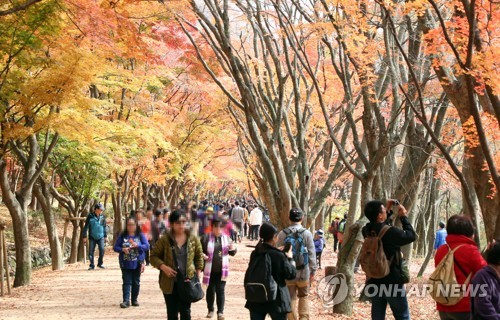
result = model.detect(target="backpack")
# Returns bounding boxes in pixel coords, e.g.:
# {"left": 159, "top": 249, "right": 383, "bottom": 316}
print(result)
{"left": 328, "top": 220, "right": 339, "bottom": 234}
{"left": 338, "top": 220, "right": 347, "bottom": 233}
{"left": 428, "top": 244, "right": 471, "bottom": 306}
{"left": 283, "top": 228, "right": 309, "bottom": 270}
{"left": 359, "top": 225, "right": 392, "bottom": 279}
{"left": 244, "top": 252, "right": 278, "bottom": 303}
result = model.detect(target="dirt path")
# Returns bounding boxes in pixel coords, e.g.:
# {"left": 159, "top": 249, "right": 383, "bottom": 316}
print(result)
{"left": 0, "top": 237, "right": 440, "bottom": 320}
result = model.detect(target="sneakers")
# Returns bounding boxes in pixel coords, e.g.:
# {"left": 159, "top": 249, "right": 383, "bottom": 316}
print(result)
{"left": 217, "top": 313, "right": 225, "bottom": 320}
{"left": 88, "top": 266, "right": 94, "bottom": 270}
{"left": 132, "top": 300, "right": 140, "bottom": 307}
{"left": 206, "top": 311, "right": 214, "bottom": 318}
{"left": 120, "top": 301, "right": 130, "bottom": 308}
{"left": 97, "top": 265, "right": 106, "bottom": 269}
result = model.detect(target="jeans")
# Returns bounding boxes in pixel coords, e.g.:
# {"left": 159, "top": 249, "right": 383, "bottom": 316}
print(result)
{"left": 122, "top": 267, "right": 141, "bottom": 302}
{"left": 145, "top": 240, "right": 151, "bottom": 265}
{"left": 438, "top": 312, "right": 471, "bottom": 320}
{"left": 250, "top": 225, "right": 260, "bottom": 240}
{"left": 89, "top": 237, "right": 105, "bottom": 268}
{"left": 286, "top": 280, "right": 310, "bottom": 320}
{"left": 250, "top": 311, "right": 288, "bottom": 320}
{"left": 370, "top": 284, "right": 410, "bottom": 320}
{"left": 206, "top": 272, "right": 226, "bottom": 314}
{"left": 164, "top": 284, "right": 192, "bottom": 320}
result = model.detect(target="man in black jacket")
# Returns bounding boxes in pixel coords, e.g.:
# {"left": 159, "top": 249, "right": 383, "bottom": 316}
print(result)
{"left": 362, "top": 200, "right": 416, "bottom": 320}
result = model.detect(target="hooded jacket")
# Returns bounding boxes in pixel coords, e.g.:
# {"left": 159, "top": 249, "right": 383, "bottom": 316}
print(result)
{"left": 245, "top": 242, "right": 296, "bottom": 314}
{"left": 434, "top": 234, "right": 487, "bottom": 313}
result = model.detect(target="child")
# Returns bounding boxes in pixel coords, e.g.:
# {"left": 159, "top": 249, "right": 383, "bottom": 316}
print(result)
{"left": 314, "top": 229, "right": 326, "bottom": 269}
{"left": 113, "top": 216, "right": 149, "bottom": 308}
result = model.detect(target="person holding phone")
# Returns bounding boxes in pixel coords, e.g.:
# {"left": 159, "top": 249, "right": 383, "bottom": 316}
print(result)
{"left": 361, "top": 200, "right": 416, "bottom": 320}
{"left": 200, "top": 216, "right": 237, "bottom": 320}
{"left": 113, "top": 216, "right": 149, "bottom": 308}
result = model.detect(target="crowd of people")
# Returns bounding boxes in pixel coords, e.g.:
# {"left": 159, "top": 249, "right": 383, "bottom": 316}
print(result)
{"left": 80, "top": 199, "right": 499, "bottom": 320}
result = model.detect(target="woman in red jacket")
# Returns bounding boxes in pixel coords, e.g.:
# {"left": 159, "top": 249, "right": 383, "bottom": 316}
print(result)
{"left": 434, "top": 215, "right": 487, "bottom": 320}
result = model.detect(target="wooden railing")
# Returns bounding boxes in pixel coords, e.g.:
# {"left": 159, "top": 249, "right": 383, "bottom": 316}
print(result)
{"left": 0, "top": 223, "right": 11, "bottom": 296}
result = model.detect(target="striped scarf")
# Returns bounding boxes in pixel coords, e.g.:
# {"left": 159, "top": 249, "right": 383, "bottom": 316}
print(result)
{"left": 203, "top": 234, "right": 229, "bottom": 285}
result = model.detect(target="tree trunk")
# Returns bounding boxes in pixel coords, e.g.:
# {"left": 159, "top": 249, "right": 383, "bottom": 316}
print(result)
{"left": 33, "top": 180, "right": 63, "bottom": 270}
{"left": 0, "top": 161, "right": 31, "bottom": 287}
{"left": 77, "top": 219, "right": 85, "bottom": 262}
{"left": 68, "top": 220, "right": 79, "bottom": 264}
{"left": 418, "top": 177, "right": 440, "bottom": 277}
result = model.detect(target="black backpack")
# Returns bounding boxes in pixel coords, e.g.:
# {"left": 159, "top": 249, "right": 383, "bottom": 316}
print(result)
{"left": 244, "top": 251, "right": 278, "bottom": 303}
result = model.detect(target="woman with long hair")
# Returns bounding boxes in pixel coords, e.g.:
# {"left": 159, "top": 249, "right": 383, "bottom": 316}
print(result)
{"left": 150, "top": 210, "right": 204, "bottom": 320}
{"left": 113, "top": 216, "right": 149, "bottom": 308}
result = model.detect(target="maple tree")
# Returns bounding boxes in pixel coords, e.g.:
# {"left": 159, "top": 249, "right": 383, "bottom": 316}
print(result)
{"left": 0, "top": 0, "right": 243, "bottom": 285}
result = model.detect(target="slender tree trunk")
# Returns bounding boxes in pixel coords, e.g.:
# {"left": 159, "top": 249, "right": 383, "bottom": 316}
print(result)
{"left": 418, "top": 177, "right": 440, "bottom": 277}
{"left": 33, "top": 180, "right": 63, "bottom": 270}
{"left": 68, "top": 220, "right": 79, "bottom": 264}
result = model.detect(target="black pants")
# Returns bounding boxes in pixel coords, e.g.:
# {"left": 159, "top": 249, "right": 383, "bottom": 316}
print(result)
{"left": 333, "top": 235, "right": 339, "bottom": 252}
{"left": 243, "top": 223, "right": 248, "bottom": 237}
{"left": 250, "top": 311, "right": 287, "bottom": 320}
{"left": 144, "top": 240, "right": 151, "bottom": 265}
{"left": 438, "top": 312, "right": 471, "bottom": 320}
{"left": 206, "top": 272, "right": 226, "bottom": 314}
{"left": 164, "top": 284, "right": 192, "bottom": 320}
{"left": 316, "top": 251, "right": 323, "bottom": 268}
{"left": 121, "top": 267, "right": 141, "bottom": 302}
{"left": 250, "top": 225, "right": 260, "bottom": 240}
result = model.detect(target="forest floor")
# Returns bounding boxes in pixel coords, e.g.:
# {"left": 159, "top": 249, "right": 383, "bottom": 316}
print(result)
{"left": 0, "top": 233, "right": 441, "bottom": 320}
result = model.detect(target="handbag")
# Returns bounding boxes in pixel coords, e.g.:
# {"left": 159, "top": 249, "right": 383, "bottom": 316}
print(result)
{"left": 169, "top": 238, "right": 204, "bottom": 303}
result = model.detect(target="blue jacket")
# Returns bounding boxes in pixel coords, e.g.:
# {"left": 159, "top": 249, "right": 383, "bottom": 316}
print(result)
{"left": 113, "top": 233, "right": 149, "bottom": 270}
{"left": 434, "top": 228, "right": 447, "bottom": 250}
{"left": 314, "top": 237, "right": 325, "bottom": 253}
{"left": 82, "top": 212, "right": 107, "bottom": 240}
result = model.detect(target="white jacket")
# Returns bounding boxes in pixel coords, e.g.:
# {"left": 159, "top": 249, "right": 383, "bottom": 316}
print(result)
{"left": 249, "top": 208, "right": 263, "bottom": 226}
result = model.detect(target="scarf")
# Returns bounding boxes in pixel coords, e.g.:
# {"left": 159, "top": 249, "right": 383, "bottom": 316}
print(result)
{"left": 203, "top": 234, "right": 229, "bottom": 285}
